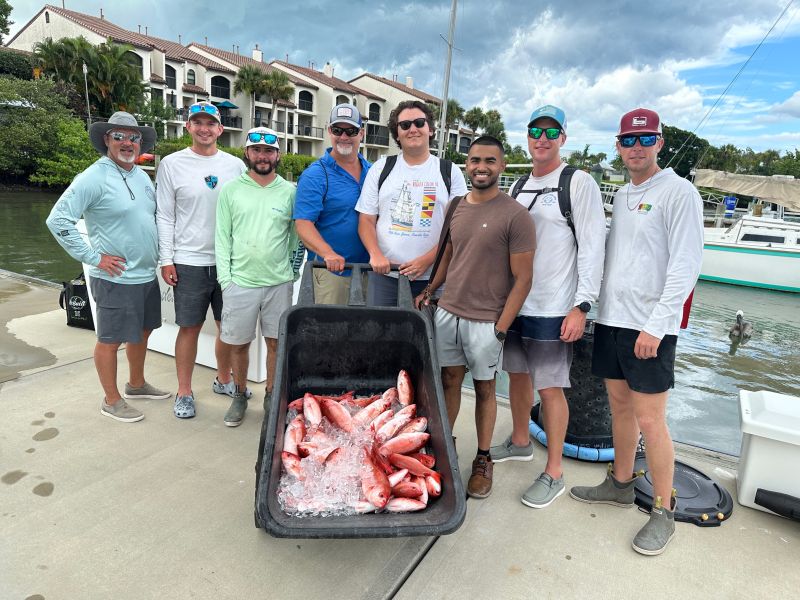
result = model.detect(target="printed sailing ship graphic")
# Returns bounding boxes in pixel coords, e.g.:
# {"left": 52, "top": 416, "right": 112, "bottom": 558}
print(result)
{"left": 390, "top": 183, "right": 415, "bottom": 232}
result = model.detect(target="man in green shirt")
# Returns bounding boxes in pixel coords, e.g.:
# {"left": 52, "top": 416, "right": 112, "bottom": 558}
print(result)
{"left": 215, "top": 127, "right": 301, "bottom": 427}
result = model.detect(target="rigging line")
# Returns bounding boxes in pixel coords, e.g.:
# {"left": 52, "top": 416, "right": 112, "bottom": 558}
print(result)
{"left": 666, "top": 0, "right": 795, "bottom": 170}
{"left": 694, "top": 4, "right": 798, "bottom": 169}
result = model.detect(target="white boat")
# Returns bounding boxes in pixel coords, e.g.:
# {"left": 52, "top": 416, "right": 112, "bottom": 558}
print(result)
{"left": 694, "top": 169, "right": 800, "bottom": 293}
{"left": 701, "top": 216, "right": 800, "bottom": 292}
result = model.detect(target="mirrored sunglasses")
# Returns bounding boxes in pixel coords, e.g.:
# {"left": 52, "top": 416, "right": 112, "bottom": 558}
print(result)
{"left": 618, "top": 134, "right": 660, "bottom": 147}
{"left": 330, "top": 125, "right": 360, "bottom": 137}
{"left": 528, "top": 127, "right": 561, "bottom": 140}
{"left": 398, "top": 118, "right": 428, "bottom": 130}
{"left": 108, "top": 131, "right": 142, "bottom": 143}
{"left": 247, "top": 132, "right": 278, "bottom": 145}
{"left": 189, "top": 103, "right": 220, "bottom": 117}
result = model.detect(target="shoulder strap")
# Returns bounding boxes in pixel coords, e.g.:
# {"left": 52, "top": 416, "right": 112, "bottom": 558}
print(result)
{"left": 558, "top": 165, "right": 577, "bottom": 243}
{"left": 509, "top": 174, "right": 530, "bottom": 199}
{"left": 377, "top": 155, "right": 398, "bottom": 191}
{"left": 438, "top": 158, "right": 452, "bottom": 195}
{"left": 428, "top": 195, "right": 462, "bottom": 285}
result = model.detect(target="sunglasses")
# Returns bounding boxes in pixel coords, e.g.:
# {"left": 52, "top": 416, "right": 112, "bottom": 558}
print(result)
{"left": 398, "top": 118, "right": 429, "bottom": 130}
{"left": 330, "top": 125, "right": 360, "bottom": 137}
{"left": 108, "top": 131, "right": 142, "bottom": 143}
{"left": 618, "top": 134, "right": 660, "bottom": 147}
{"left": 528, "top": 127, "right": 561, "bottom": 140}
{"left": 247, "top": 132, "right": 278, "bottom": 145}
{"left": 189, "top": 103, "right": 220, "bottom": 117}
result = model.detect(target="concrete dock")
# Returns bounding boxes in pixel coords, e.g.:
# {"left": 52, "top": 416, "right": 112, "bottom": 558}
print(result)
{"left": 1, "top": 274, "right": 798, "bottom": 600}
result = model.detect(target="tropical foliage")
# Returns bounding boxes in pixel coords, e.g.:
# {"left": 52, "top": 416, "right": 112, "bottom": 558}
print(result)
{"left": 0, "top": 47, "right": 33, "bottom": 79}
{"left": 33, "top": 36, "right": 147, "bottom": 118}
{"left": 30, "top": 117, "right": 97, "bottom": 186}
{"left": 0, "top": 0, "right": 12, "bottom": 45}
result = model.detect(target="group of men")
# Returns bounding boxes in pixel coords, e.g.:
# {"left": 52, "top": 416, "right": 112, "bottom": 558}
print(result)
{"left": 46, "top": 97, "right": 702, "bottom": 556}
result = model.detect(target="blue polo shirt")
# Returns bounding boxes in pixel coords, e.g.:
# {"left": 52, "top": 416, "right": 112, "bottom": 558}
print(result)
{"left": 294, "top": 149, "right": 371, "bottom": 271}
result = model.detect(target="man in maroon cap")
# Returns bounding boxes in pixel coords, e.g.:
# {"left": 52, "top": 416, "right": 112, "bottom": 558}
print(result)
{"left": 570, "top": 108, "right": 704, "bottom": 556}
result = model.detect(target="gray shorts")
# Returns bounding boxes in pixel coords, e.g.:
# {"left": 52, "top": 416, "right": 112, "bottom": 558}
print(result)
{"left": 502, "top": 330, "right": 573, "bottom": 391}
{"left": 220, "top": 281, "right": 292, "bottom": 344}
{"left": 434, "top": 308, "right": 503, "bottom": 381}
{"left": 174, "top": 264, "right": 222, "bottom": 326}
{"left": 90, "top": 277, "right": 161, "bottom": 344}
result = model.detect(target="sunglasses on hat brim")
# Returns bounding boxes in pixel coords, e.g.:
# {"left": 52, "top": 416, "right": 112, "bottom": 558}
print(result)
{"left": 189, "top": 104, "right": 220, "bottom": 118}
{"left": 618, "top": 134, "right": 660, "bottom": 147}
{"left": 247, "top": 132, "right": 278, "bottom": 145}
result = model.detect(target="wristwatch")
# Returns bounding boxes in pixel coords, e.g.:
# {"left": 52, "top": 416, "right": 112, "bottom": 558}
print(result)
{"left": 494, "top": 327, "right": 507, "bottom": 342}
{"left": 577, "top": 301, "right": 591, "bottom": 313}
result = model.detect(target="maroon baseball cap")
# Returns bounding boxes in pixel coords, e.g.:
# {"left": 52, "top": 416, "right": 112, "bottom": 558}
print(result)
{"left": 617, "top": 108, "right": 662, "bottom": 136}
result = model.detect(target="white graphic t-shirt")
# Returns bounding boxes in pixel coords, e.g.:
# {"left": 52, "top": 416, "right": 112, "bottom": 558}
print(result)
{"left": 356, "top": 154, "right": 467, "bottom": 278}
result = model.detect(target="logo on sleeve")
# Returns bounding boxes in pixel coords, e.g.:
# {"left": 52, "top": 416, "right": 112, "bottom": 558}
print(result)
{"left": 205, "top": 175, "right": 219, "bottom": 190}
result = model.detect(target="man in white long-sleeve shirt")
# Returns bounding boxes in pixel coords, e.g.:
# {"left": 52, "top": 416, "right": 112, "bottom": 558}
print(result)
{"left": 491, "top": 105, "right": 606, "bottom": 510}
{"left": 570, "top": 108, "right": 703, "bottom": 556}
{"left": 156, "top": 101, "right": 247, "bottom": 419}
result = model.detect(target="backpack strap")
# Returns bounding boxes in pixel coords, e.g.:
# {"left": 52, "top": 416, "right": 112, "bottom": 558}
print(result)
{"left": 558, "top": 165, "right": 577, "bottom": 243}
{"left": 509, "top": 174, "right": 530, "bottom": 199}
{"left": 427, "top": 195, "right": 462, "bottom": 289}
{"left": 438, "top": 158, "right": 452, "bottom": 195}
{"left": 377, "top": 154, "right": 398, "bottom": 191}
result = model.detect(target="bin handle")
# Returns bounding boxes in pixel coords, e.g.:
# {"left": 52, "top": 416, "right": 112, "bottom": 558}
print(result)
{"left": 298, "top": 262, "right": 413, "bottom": 308}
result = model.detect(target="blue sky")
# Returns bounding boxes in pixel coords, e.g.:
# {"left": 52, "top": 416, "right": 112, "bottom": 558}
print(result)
{"left": 7, "top": 1, "right": 800, "bottom": 161}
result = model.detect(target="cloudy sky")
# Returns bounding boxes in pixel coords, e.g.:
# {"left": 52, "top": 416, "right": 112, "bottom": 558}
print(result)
{"left": 7, "top": 0, "right": 800, "bottom": 159}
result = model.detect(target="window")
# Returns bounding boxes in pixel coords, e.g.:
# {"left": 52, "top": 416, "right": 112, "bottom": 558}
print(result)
{"left": 125, "top": 52, "right": 144, "bottom": 79}
{"left": 165, "top": 65, "right": 177, "bottom": 90}
{"left": 369, "top": 102, "right": 380, "bottom": 123}
{"left": 187, "top": 69, "right": 196, "bottom": 86}
{"left": 298, "top": 90, "right": 313, "bottom": 111}
{"left": 210, "top": 76, "right": 230, "bottom": 99}
{"left": 45, "top": 11, "right": 50, "bottom": 23}
{"left": 740, "top": 233, "right": 785, "bottom": 244}
{"left": 335, "top": 94, "right": 349, "bottom": 105}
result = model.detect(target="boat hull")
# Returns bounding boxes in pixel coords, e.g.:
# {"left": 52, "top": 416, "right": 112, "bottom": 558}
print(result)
{"left": 700, "top": 242, "right": 800, "bottom": 292}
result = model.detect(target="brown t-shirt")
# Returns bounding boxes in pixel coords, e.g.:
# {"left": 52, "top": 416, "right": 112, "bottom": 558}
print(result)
{"left": 438, "top": 191, "right": 536, "bottom": 321}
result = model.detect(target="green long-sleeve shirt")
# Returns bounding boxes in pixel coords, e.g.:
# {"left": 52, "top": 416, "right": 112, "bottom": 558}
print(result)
{"left": 215, "top": 172, "right": 301, "bottom": 289}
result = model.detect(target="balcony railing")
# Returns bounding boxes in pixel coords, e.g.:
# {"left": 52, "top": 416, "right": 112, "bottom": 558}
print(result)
{"left": 298, "top": 99, "right": 313, "bottom": 111}
{"left": 295, "top": 125, "right": 323, "bottom": 139}
{"left": 272, "top": 120, "right": 285, "bottom": 133}
{"left": 165, "top": 76, "right": 177, "bottom": 90}
{"left": 221, "top": 115, "right": 242, "bottom": 129}
{"left": 366, "top": 124, "right": 390, "bottom": 146}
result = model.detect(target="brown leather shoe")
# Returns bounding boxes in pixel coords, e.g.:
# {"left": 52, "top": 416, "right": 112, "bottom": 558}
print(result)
{"left": 467, "top": 455, "right": 493, "bottom": 498}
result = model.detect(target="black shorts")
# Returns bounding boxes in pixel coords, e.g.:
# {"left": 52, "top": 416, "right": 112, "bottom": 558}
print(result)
{"left": 173, "top": 264, "right": 223, "bottom": 326}
{"left": 90, "top": 277, "right": 161, "bottom": 344}
{"left": 591, "top": 324, "right": 677, "bottom": 394}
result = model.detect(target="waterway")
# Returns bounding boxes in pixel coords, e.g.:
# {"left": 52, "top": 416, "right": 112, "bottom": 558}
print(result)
{"left": 1, "top": 191, "right": 798, "bottom": 455}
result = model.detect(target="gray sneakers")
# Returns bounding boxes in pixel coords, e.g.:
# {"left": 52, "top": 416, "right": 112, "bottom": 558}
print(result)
{"left": 123, "top": 382, "right": 171, "bottom": 400}
{"left": 224, "top": 394, "right": 248, "bottom": 427}
{"left": 100, "top": 398, "right": 144, "bottom": 423}
{"left": 490, "top": 435, "right": 534, "bottom": 463}
{"left": 174, "top": 394, "right": 196, "bottom": 419}
{"left": 212, "top": 377, "right": 253, "bottom": 400}
{"left": 632, "top": 496, "right": 676, "bottom": 556}
{"left": 569, "top": 464, "right": 637, "bottom": 507}
{"left": 521, "top": 472, "right": 565, "bottom": 509}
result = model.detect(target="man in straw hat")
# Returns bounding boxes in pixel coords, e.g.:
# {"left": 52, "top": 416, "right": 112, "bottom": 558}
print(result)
{"left": 46, "top": 111, "right": 170, "bottom": 423}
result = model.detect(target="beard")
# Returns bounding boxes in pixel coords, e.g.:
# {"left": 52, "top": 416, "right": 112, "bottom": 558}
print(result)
{"left": 251, "top": 157, "right": 279, "bottom": 176}
{"left": 335, "top": 142, "right": 354, "bottom": 156}
{"left": 470, "top": 174, "right": 498, "bottom": 189}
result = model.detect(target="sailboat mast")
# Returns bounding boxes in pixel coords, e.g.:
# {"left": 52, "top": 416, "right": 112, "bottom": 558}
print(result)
{"left": 437, "top": 0, "right": 458, "bottom": 157}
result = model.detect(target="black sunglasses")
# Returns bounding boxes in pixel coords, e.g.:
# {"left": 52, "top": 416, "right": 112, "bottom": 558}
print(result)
{"left": 618, "top": 134, "right": 660, "bottom": 147}
{"left": 398, "top": 118, "right": 429, "bottom": 130}
{"left": 330, "top": 126, "right": 360, "bottom": 137}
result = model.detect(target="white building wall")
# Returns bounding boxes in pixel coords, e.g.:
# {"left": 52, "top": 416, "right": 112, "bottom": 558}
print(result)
{"left": 7, "top": 11, "right": 106, "bottom": 50}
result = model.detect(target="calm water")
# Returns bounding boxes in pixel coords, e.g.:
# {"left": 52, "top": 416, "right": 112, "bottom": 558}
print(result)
{"left": 2, "top": 191, "right": 798, "bottom": 455}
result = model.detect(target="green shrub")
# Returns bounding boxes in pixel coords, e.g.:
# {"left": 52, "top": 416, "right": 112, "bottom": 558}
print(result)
{"left": 30, "top": 117, "right": 97, "bottom": 186}
{"left": 0, "top": 48, "right": 33, "bottom": 80}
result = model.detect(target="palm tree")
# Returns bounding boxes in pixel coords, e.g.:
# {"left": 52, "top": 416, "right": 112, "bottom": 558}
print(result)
{"left": 261, "top": 69, "right": 294, "bottom": 152}
{"left": 483, "top": 109, "right": 507, "bottom": 145}
{"left": 233, "top": 64, "right": 266, "bottom": 128}
{"left": 463, "top": 106, "right": 486, "bottom": 141}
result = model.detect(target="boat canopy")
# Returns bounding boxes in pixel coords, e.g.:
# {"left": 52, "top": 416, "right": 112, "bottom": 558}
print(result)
{"left": 694, "top": 169, "right": 800, "bottom": 211}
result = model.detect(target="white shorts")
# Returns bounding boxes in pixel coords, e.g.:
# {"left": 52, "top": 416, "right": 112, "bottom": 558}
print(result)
{"left": 220, "top": 281, "right": 292, "bottom": 344}
{"left": 434, "top": 308, "right": 503, "bottom": 381}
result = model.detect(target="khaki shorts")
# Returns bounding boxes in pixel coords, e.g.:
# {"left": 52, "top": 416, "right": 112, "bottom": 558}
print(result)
{"left": 434, "top": 308, "right": 503, "bottom": 381}
{"left": 220, "top": 281, "right": 292, "bottom": 344}
{"left": 312, "top": 269, "right": 368, "bottom": 305}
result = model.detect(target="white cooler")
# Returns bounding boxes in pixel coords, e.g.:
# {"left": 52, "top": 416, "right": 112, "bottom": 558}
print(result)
{"left": 737, "top": 390, "right": 800, "bottom": 515}
{"left": 77, "top": 220, "right": 304, "bottom": 384}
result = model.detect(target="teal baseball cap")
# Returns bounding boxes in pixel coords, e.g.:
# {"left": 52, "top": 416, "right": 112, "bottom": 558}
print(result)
{"left": 527, "top": 105, "right": 567, "bottom": 132}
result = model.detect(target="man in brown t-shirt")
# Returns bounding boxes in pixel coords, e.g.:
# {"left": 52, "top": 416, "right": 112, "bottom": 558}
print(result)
{"left": 417, "top": 136, "right": 536, "bottom": 499}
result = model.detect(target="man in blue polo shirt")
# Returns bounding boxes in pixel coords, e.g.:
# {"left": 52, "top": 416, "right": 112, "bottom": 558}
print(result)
{"left": 294, "top": 104, "right": 371, "bottom": 304}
